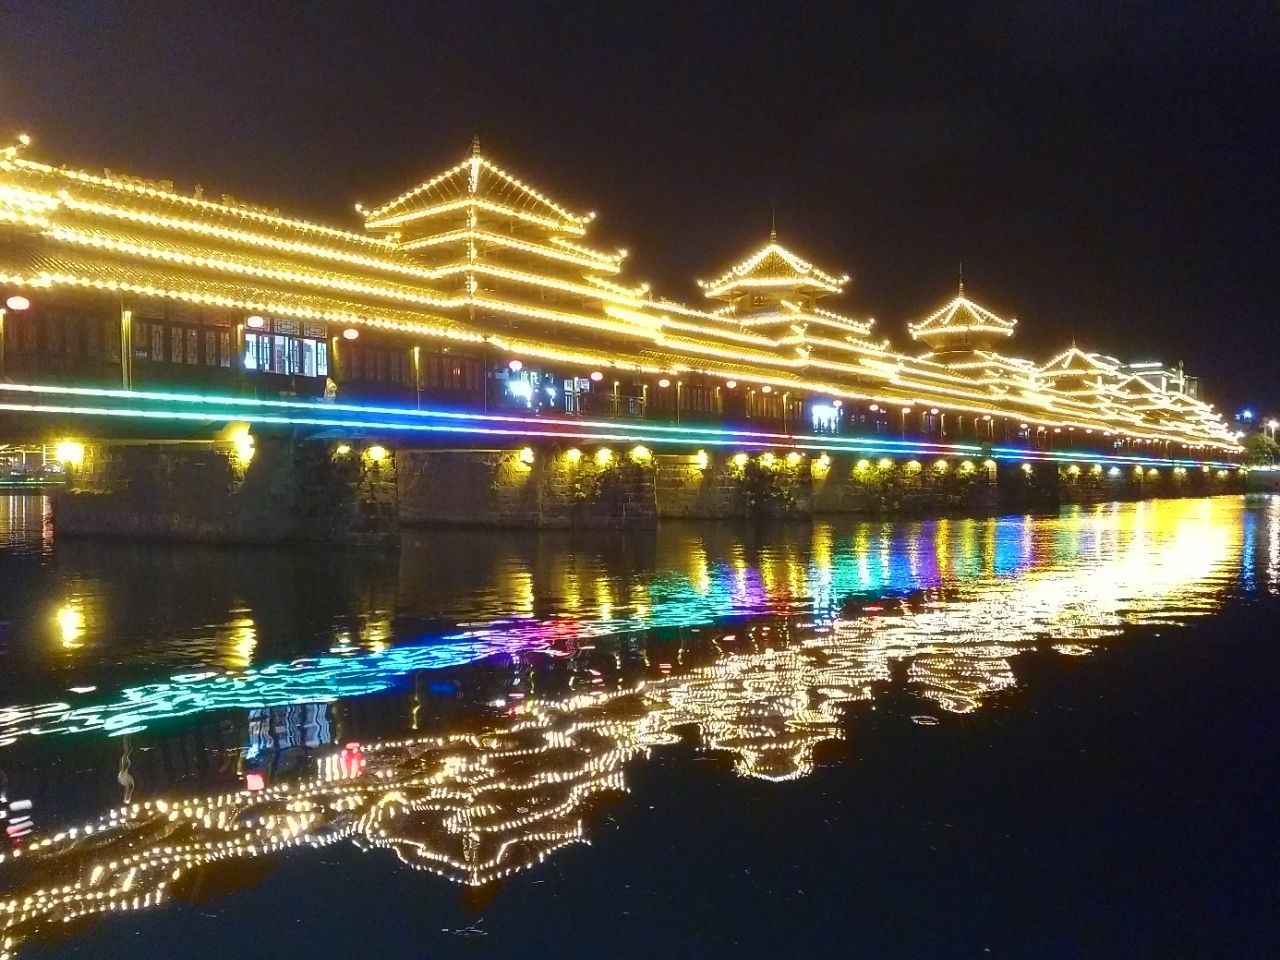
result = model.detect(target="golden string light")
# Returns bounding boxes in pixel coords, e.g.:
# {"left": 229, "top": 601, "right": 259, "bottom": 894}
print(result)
{"left": 0, "top": 142, "right": 1241, "bottom": 454}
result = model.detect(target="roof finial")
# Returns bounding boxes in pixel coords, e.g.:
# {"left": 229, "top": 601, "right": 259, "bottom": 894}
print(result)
{"left": 470, "top": 135, "right": 481, "bottom": 158}
{"left": 958, "top": 261, "right": 965, "bottom": 298}
{"left": 770, "top": 200, "right": 777, "bottom": 244}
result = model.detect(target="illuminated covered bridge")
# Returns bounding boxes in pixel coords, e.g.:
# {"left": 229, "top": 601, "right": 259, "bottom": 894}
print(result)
{"left": 0, "top": 133, "right": 1244, "bottom": 538}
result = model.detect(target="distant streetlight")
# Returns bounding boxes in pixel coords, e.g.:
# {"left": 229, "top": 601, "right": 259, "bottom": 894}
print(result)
{"left": 1267, "top": 418, "right": 1279, "bottom": 440}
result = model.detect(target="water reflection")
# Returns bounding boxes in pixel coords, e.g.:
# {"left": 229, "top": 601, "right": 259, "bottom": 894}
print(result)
{"left": 0, "top": 496, "right": 1277, "bottom": 957}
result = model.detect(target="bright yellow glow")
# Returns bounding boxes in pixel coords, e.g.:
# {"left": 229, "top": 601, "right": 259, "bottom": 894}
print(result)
{"left": 228, "top": 427, "right": 255, "bottom": 465}
{"left": 334, "top": 443, "right": 352, "bottom": 456}
{"left": 786, "top": 451, "right": 802, "bottom": 465}
{"left": 958, "top": 460, "right": 975, "bottom": 473}
{"left": 629, "top": 445, "right": 651, "bottom": 462}
{"left": 365, "top": 444, "right": 388, "bottom": 463}
{"left": 565, "top": 447, "right": 583, "bottom": 463}
{"left": 905, "top": 460, "right": 922, "bottom": 472}
{"left": 5, "top": 294, "right": 30, "bottom": 311}
{"left": 595, "top": 448, "right": 613, "bottom": 466}
{"left": 933, "top": 459, "right": 949, "bottom": 472}
{"left": 694, "top": 449, "right": 710, "bottom": 470}
{"left": 1067, "top": 464, "right": 1081, "bottom": 476}
{"left": 731, "top": 453, "right": 748, "bottom": 468}
{"left": 53, "top": 439, "right": 85, "bottom": 467}
{"left": 1021, "top": 463, "right": 1033, "bottom": 473}
{"left": 518, "top": 446, "right": 535, "bottom": 465}
{"left": 760, "top": 452, "right": 776, "bottom": 467}
{"left": 55, "top": 603, "right": 84, "bottom": 648}
{"left": 877, "top": 458, "right": 892, "bottom": 469}
{"left": 224, "top": 616, "right": 257, "bottom": 669}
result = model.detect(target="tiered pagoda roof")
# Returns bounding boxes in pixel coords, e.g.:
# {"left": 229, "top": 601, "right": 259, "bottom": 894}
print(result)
{"left": 909, "top": 283, "right": 1018, "bottom": 351}
{"left": 364, "top": 138, "right": 596, "bottom": 236}
{"left": 699, "top": 234, "right": 848, "bottom": 300}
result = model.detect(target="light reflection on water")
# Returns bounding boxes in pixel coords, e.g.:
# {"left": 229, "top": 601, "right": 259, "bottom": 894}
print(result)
{"left": 0, "top": 495, "right": 1276, "bottom": 957}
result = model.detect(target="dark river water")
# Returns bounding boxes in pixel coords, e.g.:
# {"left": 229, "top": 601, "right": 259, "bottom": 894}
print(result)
{"left": 0, "top": 494, "right": 1276, "bottom": 959}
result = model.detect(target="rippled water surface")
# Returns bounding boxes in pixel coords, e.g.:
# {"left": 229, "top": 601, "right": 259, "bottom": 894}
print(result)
{"left": 0, "top": 494, "right": 1276, "bottom": 958}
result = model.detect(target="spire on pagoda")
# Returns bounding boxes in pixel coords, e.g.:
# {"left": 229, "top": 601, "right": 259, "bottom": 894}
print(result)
{"left": 908, "top": 280, "right": 1017, "bottom": 353}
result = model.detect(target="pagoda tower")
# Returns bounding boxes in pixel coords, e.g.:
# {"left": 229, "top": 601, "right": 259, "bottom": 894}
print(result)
{"left": 908, "top": 280, "right": 1018, "bottom": 357}
{"left": 360, "top": 139, "right": 640, "bottom": 327}
{"left": 1038, "top": 346, "right": 1127, "bottom": 400}
{"left": 698, "top": 233, "right": 873, "bottom": 346}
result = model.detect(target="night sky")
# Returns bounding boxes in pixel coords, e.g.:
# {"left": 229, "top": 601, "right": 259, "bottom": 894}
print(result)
{"left": 2, "top": 1, "right": 1277, "bottom": 413}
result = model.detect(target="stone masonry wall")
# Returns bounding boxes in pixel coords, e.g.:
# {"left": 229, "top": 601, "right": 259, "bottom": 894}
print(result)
{"left": 654, "top": 451, "right": 813, "bottom": 520}
{"left": 54, "top": 440, "right": 1248, "bottom": 542}
{"left": 54, "top": 436, "right": 398, "bottom": 544}
{"left": 398, "top": 446, "right": 657, "bottom": 528}
{"left": 1057, "top": 462, "right": 1243, "bottom": 503}
{"left": 656, "top": 451, "right": 1002, "bottom": 519}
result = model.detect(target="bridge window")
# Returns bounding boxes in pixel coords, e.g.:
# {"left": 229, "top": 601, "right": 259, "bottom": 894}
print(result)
{"left": 811, "top": 403, "right": 840, "bottom": 433}
{"left": 422, "top": 351, "right": 481, "bottom": 391}
{"left": 244, "top": 332, "right": 329, "bottom": 377}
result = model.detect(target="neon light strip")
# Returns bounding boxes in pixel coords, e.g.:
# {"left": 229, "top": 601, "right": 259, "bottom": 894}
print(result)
{"left": 0, "top": 382, "right": 970, "bottom": 451}
{"left": 0, "top": 383, "right": 1238, "bottom": 469}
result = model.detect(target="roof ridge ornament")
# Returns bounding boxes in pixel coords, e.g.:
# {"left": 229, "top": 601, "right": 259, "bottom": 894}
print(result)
{"left": 470, "top": 135, "right": 481, "bottom": 159}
